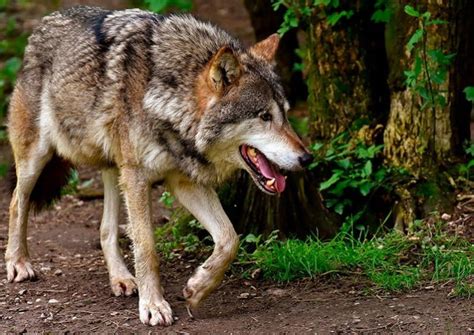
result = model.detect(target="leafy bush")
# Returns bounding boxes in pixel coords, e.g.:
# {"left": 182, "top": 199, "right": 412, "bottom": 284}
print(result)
{"left": 143, "top": 0, "right": 192, "bottom": 13}
{"left": 0, "top": 9, "right": 28, "bottom": 119}
{"left": 309, "top": 125, "right": 405, "bottom": 230}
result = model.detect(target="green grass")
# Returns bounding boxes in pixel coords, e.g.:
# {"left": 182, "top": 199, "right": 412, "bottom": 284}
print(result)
{"left": 155, "top": 217, "right": 473, "bottom": 297}
{"left": 244, "top": 231, "right": 473, "bottom": 295}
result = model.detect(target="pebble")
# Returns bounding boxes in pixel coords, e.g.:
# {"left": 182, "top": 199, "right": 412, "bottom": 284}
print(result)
{"left": 48, "top": 299, "right": 59, "bottom": 304}
{"left": 238, "top": 292, "right": 250, "bottom": 299}
{"left": 54, "top": 269, "right": 63, "bottom": 276}
{"left": 110, "top": 311, "right": 119, "bottom": 316}
{"left": 18, "top": 289, "right": 27, "bottom": 296}
{"left": 266, "top": 288, "right": 287, "bottom": 297}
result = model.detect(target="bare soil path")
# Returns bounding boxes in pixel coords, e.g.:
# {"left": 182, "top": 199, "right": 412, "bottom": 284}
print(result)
{"left": 0, "top": 170, "right": 472, "bottom": 334}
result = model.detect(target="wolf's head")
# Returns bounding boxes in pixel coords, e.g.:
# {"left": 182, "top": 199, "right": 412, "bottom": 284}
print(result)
{"left": 195, "top": 34, "right": 312, "bottom": 195}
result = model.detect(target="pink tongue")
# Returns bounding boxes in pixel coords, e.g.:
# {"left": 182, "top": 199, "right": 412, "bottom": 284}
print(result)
{"left": 256, "top": 151, "right": 286, "bottom": 193}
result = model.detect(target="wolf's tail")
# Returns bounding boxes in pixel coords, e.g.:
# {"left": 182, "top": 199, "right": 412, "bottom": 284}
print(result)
{"left": 8, "top": 153, "right": 73, "bottom": 212}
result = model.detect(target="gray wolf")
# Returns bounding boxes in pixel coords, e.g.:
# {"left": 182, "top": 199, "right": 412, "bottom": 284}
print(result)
{"left": 5, "top": 6, "right": 312, "bottom": 326}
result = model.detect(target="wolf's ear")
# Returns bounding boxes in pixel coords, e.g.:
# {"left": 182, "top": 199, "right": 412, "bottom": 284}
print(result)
{"left": 208, "top": 46, "right": 241, "bottom": 94}
{"left": 249, "top": 33, "right": 280, "bottom": 63}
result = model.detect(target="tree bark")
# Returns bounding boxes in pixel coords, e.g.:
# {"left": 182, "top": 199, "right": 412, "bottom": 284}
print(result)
{"left": 307, "top": 1, "right": 390, "bottom": 139}
{"left": 383, "top": 0, "right": 474, "bottom": 230}
{"left": 243, "top": 0, "right": 306, "bottom": 103}
{"left": 384, "top": 0, "right": 473, "bottom": 175}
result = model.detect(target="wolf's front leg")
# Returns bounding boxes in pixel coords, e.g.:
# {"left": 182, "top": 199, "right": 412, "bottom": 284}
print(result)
{"left": 119, "top": 168, "right": 173, "bottom": 326}
{"left": 168, "top": 176, "right": 239, "bottom": 310}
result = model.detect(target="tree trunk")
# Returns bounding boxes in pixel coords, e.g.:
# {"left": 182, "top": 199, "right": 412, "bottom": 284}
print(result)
{"left": 307, "top": 1, "right": 390, "bottom": 139}
{"left": 383, "top": 0, "right": 474, "bottom": 230}
{"left": 243, "top": 0, "right": 306, "bottom": 103}
{"left": 218, "top": 1, "right": 343, "bottom": 239}
{"left": 221, "top": 1, "right": 389, "bottom": 238}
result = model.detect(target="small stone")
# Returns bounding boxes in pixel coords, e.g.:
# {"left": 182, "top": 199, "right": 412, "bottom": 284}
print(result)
{"left": 238, "top": 292, "right": 250, "bottom": 299}
{"left": 110, "top": 311, "right": 119, "bottom": 316}
{"left": 35, "top": 298, "right": 42, "bottom": 303}
{"left": 266, "top": 288, "right": 287, "bottom": 297}
{"left": 441, "top": 213, "right": 451, "bottom": 220}
{"left": 54, "top": 269, "right": 63, "bottom": 276}
{"left": 48, "top": 299, "right": 59, "bottom": 304}
{"left": 353, "top": 318, "right": 361, "bottom": 324}
{"left": 18, "top": 289, "right": 27, "bottom": 296}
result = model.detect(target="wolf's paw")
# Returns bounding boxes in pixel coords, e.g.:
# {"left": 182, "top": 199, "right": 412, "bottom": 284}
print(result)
{"left": 183, "top": 266, "right": 223, "bottom": 309}
{"left": 111, "top": 276, "right": 137, "bottom": 297}
{"left": 6, "top": 259, "right": 37, "bottom": 283}
{"left": 139, "top": 297, "right": 173, "bottom": 326}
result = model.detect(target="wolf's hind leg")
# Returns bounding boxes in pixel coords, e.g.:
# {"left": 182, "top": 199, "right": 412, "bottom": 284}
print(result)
{"left": 100, "top": 168, "right": 137, "bottom": 297}
{"left": 167, "top": 176, "right": 239, "bottom": 310}
{"left": 6, "top": 147, "right": 53, "bottom": 282}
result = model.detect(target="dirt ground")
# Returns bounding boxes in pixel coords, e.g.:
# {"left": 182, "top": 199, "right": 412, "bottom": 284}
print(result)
{"left": 0, "top": 169, "right": 473, "bottom": 334}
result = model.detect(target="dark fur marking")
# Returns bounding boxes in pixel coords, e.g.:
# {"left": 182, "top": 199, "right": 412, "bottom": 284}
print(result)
{"left": 90, "top": 10, "right": 113, "bottom": 54}
{"left": 8, "top": 154, "right": 73, "bottom": 213}
{"left": 157, "top": 120, "right": 209, "bottom": 165}
{"left": 160, "top": 74, "right": 178, "bottom": 89}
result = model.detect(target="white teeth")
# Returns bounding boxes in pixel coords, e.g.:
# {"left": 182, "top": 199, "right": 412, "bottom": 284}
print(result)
{"left": 266, "top": 178, "right": 275, "bottom": 186}
{"left": 248, "top": 147, "right": 257, "bottom": 157}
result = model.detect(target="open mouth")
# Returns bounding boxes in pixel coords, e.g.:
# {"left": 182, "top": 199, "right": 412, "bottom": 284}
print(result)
{"left": 239, "top": 144, "right": 286, "bottom": 194}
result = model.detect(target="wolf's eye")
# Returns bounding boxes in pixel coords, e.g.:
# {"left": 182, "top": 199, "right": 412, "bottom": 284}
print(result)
{"left": 260, "top": 112, "right": 272, "bottom": 122}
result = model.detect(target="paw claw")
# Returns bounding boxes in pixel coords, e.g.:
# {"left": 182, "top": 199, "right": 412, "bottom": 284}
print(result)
{"left": 6, "top": 260, "right": 37, "bottom": 283}
{"left": 139, "top": 298, "right": 173, "bottom": 326}
{"left": 111, "top": 277, "right": 137, "bottom": 297}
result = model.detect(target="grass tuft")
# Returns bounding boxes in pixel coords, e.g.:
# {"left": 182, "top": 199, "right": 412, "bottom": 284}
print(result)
{"left": 241, "top": 230, "right": 473, "bottom": 294}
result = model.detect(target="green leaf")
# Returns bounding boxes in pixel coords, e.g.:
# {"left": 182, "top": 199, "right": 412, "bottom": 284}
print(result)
{"left": 311, "top": 142, "right": 324, "bottom": 152}
{"left": 336, "top": 158, "right": 351, "bottom": 170}
{"left": 334, "top": 202, "right": 345, "bottom": 215}
{"left": 363, "top": 160, "right": 373, "bottom": 177}
{"left": 0, "top": 164, "right": 7, "bottom": 178}
{"left": 144, "top": 0, "right": 192, "bottom": 13}
{"left": 326, "top": 10, "right": 353, "bottom": 26}
{"left": 426, "top": 19, "right": 448, "bottom": 26}
{"left": 371, "top": 8, "right": 392, "bottom": 23}
{"left": 243, "top": 234, "right": 260, "bottom": 244}
{"left": 407, "top": 29, "right": 423, "bottom": 52}
{"left": 463, "top": 86, "right": 474, "bottom": 102}
{"left": 404, "top": 5, "right": 420, "bottom": 17}
{"left": 359, "top": 181, "right": 373, "bottom": 196}
{"left": 320, "top": 171, "right": 342, "bottom": 191}
{"left": 330, "top": 179, "right": 351, "bottom": 197}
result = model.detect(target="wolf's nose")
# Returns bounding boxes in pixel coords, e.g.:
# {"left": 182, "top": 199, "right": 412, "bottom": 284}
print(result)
{"left": 298, "top": 153, "right": 313, "bottom": 168}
